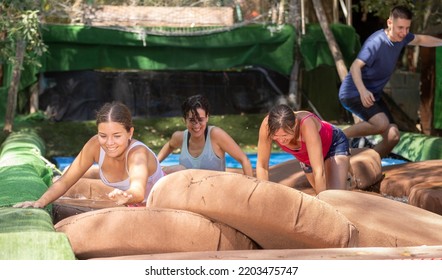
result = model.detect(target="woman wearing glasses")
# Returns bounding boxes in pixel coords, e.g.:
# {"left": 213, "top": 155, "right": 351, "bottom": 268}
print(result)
{"left": 158, "top": 95, "right": 253, "bottom": 176}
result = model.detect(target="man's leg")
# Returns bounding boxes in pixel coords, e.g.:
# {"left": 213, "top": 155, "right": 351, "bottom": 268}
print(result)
{"left": 373, "top": 123, "right": 400, "bottom": 158}
{"left": 343, "top": 113, "right": 399, "bottom": 158}
{"left": 343, "top": 112, "right": 390, "bottom": 139}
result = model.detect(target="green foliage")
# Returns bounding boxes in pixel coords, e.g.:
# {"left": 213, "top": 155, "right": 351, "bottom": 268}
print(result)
{"left": 359, "top": 0, "right": 441, "bottom": 33}
{"left": 359, "top": 0, "right": 415, "bottom": 18}
{"left": 0, "top": 1, "right": 47, "bottom": 68}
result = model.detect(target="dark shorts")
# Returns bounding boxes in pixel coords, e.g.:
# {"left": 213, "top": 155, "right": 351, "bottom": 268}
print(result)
{"left": 340, "top": 95, "right": 394, "bottom": 123}
{"left": 300, "top": 126, "right": 350, "bottom": 173}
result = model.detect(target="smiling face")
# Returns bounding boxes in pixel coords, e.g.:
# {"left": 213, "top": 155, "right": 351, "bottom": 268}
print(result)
{"left": 386, "top": 17, "right": 411, "bottom": 42}
{"left": 185, "top": 108, "right": 208, "bottom": 137}
{"left": 271, "top": 128, "right": 295, "bottom": 145}
{"left": 97, "top": 122, "right": 133, "bottom": 158}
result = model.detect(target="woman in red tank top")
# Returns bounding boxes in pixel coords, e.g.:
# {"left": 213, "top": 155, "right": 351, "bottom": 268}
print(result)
{"left": 257, "top": 104, "right": 350, "bottom": 194}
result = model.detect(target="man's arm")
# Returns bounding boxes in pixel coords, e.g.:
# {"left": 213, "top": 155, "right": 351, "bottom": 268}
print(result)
{"left": 350, "top": 58, "right": 375, "bottom": 107}
{"left": 409, "top": 34, "right": 442, "bottom": 47}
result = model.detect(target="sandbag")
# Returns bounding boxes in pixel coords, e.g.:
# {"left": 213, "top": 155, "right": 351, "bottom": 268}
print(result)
{"left": 349, "top": 148, "right": 383, "bottom": 190}
{"left": 408, "top": 182, "right": 442, "bottom": 215}
{"left": 317, "top": 189, "right": 442, "bottom": 247}
{"left": 259, "top": 148, "right": 382, "bottom": 195}
{"left": 267, "top": 159, "right": 315, "bottom": 195}
{"left": 53, "top": 175, "right": 119, "bottom": 223}
{"left": 147, "top": 169, "right": 358, "bottom": 249}
{"left": 62, "top": 177, "right": 114, "bottom": 200}
{"left": 52, "top": 197, "right": 124, "bottom": 224}
{"left": 55, "top": 207, "right": 258, "bottom": 259}
{"left": 380, "top": 160, "right": 442, "bottom": 197}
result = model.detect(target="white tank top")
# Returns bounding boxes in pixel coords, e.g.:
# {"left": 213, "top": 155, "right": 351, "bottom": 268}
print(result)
{"left": 98, "top": 140, "right": 164, "bottom": 201}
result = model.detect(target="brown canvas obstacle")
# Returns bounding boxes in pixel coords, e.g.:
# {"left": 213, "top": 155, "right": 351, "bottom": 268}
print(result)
{"left": 380, "top": 160, "right": 442, "bottom": 215}
{"left": 317, "top": 189, "right": 442, "bottom": 247}
{"left": 62, "top": 177, "right": 114, "bottom": 200}
{"left": 52, "top": 198, "right": 123, "bottom": 224}
{"left": 348, "top": 148, "right": 383, "bottom": 191}
{"left": 147, "top": 169, "right": 358, "bottom": 249}
{"left": 51, "top": 177, "right": 119, "bottom": 223}
{"left": 408, "top": 181, "right": 442, "bottom": 215}
{"left": 55, "top": 207, "right": 258, "bottom": 259}
{"left": 380, "top": 160, "right": 442, "bottom": 197}
{"left": 254, "top": 148, "right": 382, "bottom": 195}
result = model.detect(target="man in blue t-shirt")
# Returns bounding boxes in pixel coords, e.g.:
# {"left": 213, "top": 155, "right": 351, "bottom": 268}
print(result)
{"left": 339, "top": 5, "right": 442, "bottom": 158}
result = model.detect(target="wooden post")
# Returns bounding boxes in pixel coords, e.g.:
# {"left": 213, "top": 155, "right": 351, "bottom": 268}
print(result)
{"left": 287, "top": 0, "right": 302, "bottom": 110}
{"left": 3, "top": 40, "right": 25, "bottom": 134}
{"left": 29, "top": 81, "right": 39, "bottom": 114}
{"left": 311, "top": 0, "right": 348, "bottom": 82}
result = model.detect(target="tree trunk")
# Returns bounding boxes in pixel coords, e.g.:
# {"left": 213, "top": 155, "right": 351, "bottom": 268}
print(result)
{"left": 287, "top": 0, "right": 302, "bottom": 110}
{"left": 3, "top": 40, "right": 25, "bottom": 134}
{"left": 311, "top": 0, "right": 348, "bottom": 82}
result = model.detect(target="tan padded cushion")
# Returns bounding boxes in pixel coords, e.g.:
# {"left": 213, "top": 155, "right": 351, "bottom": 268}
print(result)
{"left": 408, "top": 182, "right": 442, "bottom": 215}
{"left": 256, "top": 148, "right": 382, "bottom": 195}
{"left": 317, "top": 189, "right": 442, "bottom": 247}
{"left": 52, "top": 198, "right": 124, "bottom": 224}
{"left": 147, "top": 169, "right": 358, "bottom": 249}
{"left": 380, "top": 160, "right": 442, "bottom": 197}
{"left": 349, "top": 148, "right": 383, "bottom": 190}
{"left": 62, "top": 178, "right": 114, "bottom": 200}
{"left": 54, "top": 207, "right": 258, "bottom": 259}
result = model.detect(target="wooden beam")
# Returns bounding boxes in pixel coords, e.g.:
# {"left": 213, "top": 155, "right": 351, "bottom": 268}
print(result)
{"left": 84, "top": 6, "right": 235, "bottom": 27}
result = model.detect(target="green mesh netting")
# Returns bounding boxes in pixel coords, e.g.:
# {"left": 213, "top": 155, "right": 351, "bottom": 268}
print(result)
{"left": 0, "top": 232, "right": 76, "bottom": 260}
{"left": 0, "top": 131, "right": 53, "bottom": 210}
{"left": 0, "top": 131, "right": 75, "bottom": 260}
{"left": 0, "top": 165, "right": 51, "bottom": 210}
{"left": 0, "top": 208, "right": 54, "bottom": 233}
{"left": 392, "top": 132, "right": 442, "bottom": 162}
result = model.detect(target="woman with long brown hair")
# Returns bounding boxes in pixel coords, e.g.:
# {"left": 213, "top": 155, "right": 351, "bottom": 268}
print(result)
{"left": 256, "top": 104, "right": 350, "bottom": 194}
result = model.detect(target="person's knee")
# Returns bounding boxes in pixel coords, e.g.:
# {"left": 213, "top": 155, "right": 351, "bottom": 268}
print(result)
{"left": 388, "top": 125, "right": 400, "bottom": 144}
{"left": 376, "top": 119, "right": 391, "bottom": 134}
{"left": 368, "top": 113, "right": 392, "bottom": 133}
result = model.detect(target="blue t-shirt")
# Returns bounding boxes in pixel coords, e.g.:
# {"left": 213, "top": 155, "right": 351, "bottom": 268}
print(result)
{"left": 339, "top": 29, "right": 415, "bottom": 100}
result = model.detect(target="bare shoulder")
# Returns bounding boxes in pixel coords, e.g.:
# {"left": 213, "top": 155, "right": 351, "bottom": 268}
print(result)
{"left": 128, "top": 142, "right": 155, "bottom": 161}
{"left": 295, "top": 110, "right": 314, "bottom": 118}
{"left": 169, "top": 130, "right": 184, "bottom": 145}
{"left": 209, "top": 126, "right": 230, "bottom": 138}
{"left": 82, "top": 135, "right": 101, "bottom": 154}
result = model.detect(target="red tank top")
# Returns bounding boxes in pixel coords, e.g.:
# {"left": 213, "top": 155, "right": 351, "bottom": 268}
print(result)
{"left": 276, "top": 113, "right": 333, "bottom": 165}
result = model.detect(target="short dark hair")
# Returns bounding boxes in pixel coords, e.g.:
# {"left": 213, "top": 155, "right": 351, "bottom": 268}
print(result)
{"left": 96, "top": 101, "right": 133, "bottom": 132}
{"left": 390, "top": 5, "right": 413, "bottom": 20}
{"left": 181, "top": 95, "right": 210, "bottom": 119}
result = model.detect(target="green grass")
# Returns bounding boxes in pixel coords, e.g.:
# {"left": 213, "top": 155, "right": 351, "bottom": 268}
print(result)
{"left": 0, "top": 112, "right": 275, "bottom": 161}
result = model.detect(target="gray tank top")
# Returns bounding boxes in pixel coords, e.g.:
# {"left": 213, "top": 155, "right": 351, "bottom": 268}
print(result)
{"left": 179, "top": 126, "right": 225, "bottom": 171}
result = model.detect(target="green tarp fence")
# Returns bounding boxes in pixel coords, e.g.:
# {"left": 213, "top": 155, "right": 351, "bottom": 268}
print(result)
{"left": 0, "top": 23, "right": 360, "bottom": 123}
{"left": 392, "top": 131, "right": 442, "bottom": 162}
{"left": 0, "top": 130, "right": 75, "bottom": 260}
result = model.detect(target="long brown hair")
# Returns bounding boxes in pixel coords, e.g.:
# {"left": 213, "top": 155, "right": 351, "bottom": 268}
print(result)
{"left": 267, "top": 104, "right": 300, "bottom": 144}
